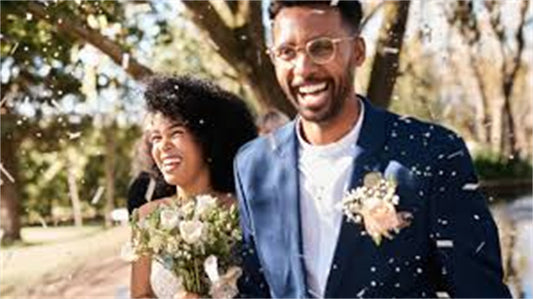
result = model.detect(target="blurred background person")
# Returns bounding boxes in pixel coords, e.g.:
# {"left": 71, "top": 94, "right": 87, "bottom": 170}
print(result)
{"left": 257, "top": 109, "right": 290, "bottom": 135}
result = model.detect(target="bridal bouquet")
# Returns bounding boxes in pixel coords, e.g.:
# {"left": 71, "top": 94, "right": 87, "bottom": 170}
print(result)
{"left": 122, "top": 194, "right": 242, "bottom": 298}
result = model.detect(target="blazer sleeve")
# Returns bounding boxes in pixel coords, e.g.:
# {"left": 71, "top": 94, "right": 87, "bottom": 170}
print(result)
{"left": 428, "top": 137, "right": 512, "bottom": 298}
{"left": 234, "top": 157, "right": 271, "bottom": 298}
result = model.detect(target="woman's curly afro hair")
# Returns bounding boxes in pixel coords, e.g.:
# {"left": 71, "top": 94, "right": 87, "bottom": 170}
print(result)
{"left": 143, "top": 75, "right": 258, "bottom": 193}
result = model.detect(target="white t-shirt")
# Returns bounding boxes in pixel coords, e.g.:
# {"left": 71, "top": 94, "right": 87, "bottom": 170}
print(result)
{"left": 297, "top": 99, "right": 364, "bottom": 298}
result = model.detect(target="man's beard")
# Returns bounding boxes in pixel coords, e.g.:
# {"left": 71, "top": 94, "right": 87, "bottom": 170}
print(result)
{"left": 299, "top": 68, "right": 355, "bottom": 124}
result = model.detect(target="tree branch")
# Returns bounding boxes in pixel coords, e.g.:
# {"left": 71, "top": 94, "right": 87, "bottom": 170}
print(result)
{"left": 23, "top": 1, "right": 153, "bottom": 80}
{"left": 181, "top": 1, "right": 244, "bottom": 71}
{"left": 360, "top": 1, "right": 386, "bottom": 32}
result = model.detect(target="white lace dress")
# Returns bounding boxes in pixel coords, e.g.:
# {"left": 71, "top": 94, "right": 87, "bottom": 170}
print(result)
{"left": 150, "top": 260, "right": 183, "bottom": 298}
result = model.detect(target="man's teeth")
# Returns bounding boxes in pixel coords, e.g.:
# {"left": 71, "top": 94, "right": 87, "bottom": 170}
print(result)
{"left": 298, "top": 82, "right": 327, "bottom": 94}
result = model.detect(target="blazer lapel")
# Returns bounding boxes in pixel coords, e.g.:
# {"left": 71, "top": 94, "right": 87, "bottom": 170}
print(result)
{"left": 325, "top": 98, "right": 393, "bottom": 297}
{"left": 272, "top": 123, "right": 308, "bottom": 297}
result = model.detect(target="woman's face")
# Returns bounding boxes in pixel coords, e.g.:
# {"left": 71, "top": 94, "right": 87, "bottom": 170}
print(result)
{"left": 148, "top": 113, "right": 210, "bottom": 193}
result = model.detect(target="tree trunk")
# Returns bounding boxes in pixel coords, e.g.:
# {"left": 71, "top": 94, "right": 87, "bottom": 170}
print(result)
{"left": 367, "top": 1, "right": 411, "bottom": 109}
{"left": 0, "top": 114, "right": 22, "bottom": 243}
{"left": 104, "top": 123, "right": 116, "bottom": 228}
{"left": 182, "top": 1, "right": 295, "bottom": 117}
{"left": 468, "top": 52, "right": 490, "bottom": 145}
{"left": 66, "top": 149, "right": 83, "bottom": 227}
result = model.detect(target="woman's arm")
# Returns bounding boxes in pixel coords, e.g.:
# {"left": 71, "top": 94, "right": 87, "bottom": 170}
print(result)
{"left": 131, "top": 255, "right": 155, "bottom": 298}
{"left": 130, "top": 200, "right": 165, "bottom": 298}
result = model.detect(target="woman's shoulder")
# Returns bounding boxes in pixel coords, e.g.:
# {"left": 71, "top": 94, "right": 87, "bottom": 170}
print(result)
{"left": 137, "top": 197, "right": 175, "bottom": 218}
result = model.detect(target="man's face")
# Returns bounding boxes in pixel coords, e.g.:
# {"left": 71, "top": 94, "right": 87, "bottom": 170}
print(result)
{"left": 271, "top": 5, "right": 365, "bottom": 123}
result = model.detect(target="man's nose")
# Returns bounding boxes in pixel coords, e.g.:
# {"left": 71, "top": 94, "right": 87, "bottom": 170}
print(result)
{"left": 292, "top": 51, "right": 317, "bottom": 79}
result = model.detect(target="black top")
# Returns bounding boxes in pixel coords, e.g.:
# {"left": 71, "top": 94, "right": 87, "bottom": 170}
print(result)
{"left": 127, "top": 171, "right": 176, "bottom": 215}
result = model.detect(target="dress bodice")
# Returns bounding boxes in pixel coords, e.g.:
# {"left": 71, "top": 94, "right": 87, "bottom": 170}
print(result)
{"left": 150, "top": 260, "right": 183, "bottom": 298}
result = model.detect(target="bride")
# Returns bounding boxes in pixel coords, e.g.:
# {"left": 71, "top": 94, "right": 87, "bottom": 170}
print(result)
{"left": 130, "top": 76, "right": 257, "bottom": 298}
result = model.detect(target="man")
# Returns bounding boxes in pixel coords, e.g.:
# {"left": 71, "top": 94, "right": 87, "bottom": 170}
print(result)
{"left": 235, "top": 1, "right": 511, "bottom": 298}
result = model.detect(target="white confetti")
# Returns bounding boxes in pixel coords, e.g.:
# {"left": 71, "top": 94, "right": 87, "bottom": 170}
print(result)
{"left": 122, "top": 53, "right": 130, "bottom": 69}
{"left": 383, "top": 47, "right": 399, "bottom": 54}
{"left": 475, "top": 241, "right": 485, "bottom": 254}
{"left": 51, "top": 99, "right": 62, "bottom": 111}
{"left": 0, "top": 163, "right": 15, "bottom": 183}
{"left": 447, "top": 150, "right": 464, "bottom": 159}
{"left": 68, "top": 131, "right": 82, "bottom": 140}
{"left": 91, "top": 186, "right": 105, "bottom": 204}
{"left": 436, "top": 291, "right": 451, "bottom": 298}
{"left": 330, "top": 0, "right": 339, "bottom": 6}
{"left": 268, "top": 133, "right": 278, "bottom": 152}
{"left": 144, "top": 178, "right": 156, "bottom": 202}
{"left": 462, "top": 183, "right": 479, "bottom": 191}
{"left": 9, "top": 42, "right": 19, "bottom": 55}
{"left": 356, "top": 287, "right": 367, "bottom": 298}
{"left": 436, "top": 239, "right": 453, "bottom": 248}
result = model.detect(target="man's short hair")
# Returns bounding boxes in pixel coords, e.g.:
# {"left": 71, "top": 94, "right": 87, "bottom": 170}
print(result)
{"left": 269, "top": 0, "right": 363, "bottom": 33}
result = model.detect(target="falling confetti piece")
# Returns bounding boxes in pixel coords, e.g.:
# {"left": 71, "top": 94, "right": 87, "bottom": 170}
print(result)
{"left": 436, "top": 239, "right": 453, "bottom": 248}
{"left": 51, "top": 99, "right": 62, "bottom": 110}
{"left": 356, "top": 288, "right": 367, "bottom": 298}
{"left": 91, "top": 186, "right": 105, "bottom": 204}
{"left": 68, "top": 131, "right": 82, "bottom": 140}
{"left": 436, "top": 291, "right": 451, "bottom": 298}
{"left": 0, "top": 163, "right": 15, "bottom": 183}
{"left": 9, "top": 42, "right": 19, "bottom": 55}
{"left": 447, "top": 150, "right": 464, "bottom": 159}
{"left": 330, "top": 0, "right": 339, "bottom": 6}
{"left": 122, "top": 53, "right": 130, "bottom": 69}
{"left": 462, "top": 183, "right": 479, "bottom": 191}
{"left": 144, "top": 178, "right": 156, "bottom": 202}
{"left": 383, "top": 47, "right": 399, "bottom": 54}
{"left": 475, "top": 241, "right": 485, "bottom": 254}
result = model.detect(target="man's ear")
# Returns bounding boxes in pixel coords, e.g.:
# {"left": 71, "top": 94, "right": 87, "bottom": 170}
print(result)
{"left": 353, "top": 37, "right": 366, "bottom": 66}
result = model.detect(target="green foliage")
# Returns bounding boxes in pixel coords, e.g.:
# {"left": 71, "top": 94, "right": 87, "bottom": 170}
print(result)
{"left": 473, "top": 151, "right": 533, "bottom": 180}
{"left": 18, "top": 115, "right": 141, "bottom": 225}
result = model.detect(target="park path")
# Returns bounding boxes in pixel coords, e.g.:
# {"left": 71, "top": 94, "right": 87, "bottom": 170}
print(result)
{"left": 1, "top": 226, "right": 131, "bottom": 299}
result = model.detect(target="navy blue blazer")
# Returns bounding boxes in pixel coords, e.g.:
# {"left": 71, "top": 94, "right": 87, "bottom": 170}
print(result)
{"left": 234, "top": 98, "right": 511, "bottom": 298}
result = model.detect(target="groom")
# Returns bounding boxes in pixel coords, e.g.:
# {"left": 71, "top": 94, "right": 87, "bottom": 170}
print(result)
{"left": 235, "top": 1, "right": 511, "bottom": 298}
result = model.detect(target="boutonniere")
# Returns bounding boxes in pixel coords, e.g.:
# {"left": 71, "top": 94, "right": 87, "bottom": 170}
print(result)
{"left": 342, "top": 172, "right": 413, "bottom": 246}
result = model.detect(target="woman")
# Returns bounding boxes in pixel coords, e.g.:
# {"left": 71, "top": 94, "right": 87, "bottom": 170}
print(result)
{"left": 130, "top": 75, "right": 257, "bottom": 298}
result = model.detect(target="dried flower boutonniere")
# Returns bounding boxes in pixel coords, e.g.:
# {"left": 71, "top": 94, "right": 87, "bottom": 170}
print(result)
{"left": 342, "top": 172, "right": 413, "bottom": 245}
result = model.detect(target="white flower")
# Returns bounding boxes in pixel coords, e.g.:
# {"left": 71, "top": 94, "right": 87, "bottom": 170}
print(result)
{"left": 179, "top": 220, "right": 205, "bottom": 244}
{"left": 195, "top": 194, "right": 217, "bottom": 217}
{"left": 120, "top": 241, "right": 139, "bottom": 262}
{"left": 160, "top": 209, "right": 180, "bottom": 230}
{"left": 204, "top": 255, "right": 220, "bottom": 283}
{"left": 149, "top": 235, "right": 165, "bottom": 253}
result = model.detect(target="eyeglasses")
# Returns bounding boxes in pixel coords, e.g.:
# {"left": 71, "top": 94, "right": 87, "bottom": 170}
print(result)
{"left": 268, "top": 36, "right": 356, "bottom": 66}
